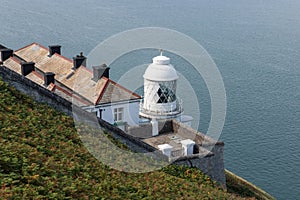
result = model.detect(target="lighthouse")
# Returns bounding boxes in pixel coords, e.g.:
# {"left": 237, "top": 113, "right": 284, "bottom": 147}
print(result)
{"left": 140, "top": 51, "right": 183, "bottom": 120}
{"left": 140, "top": 51, "right": 193, "bottom": 135}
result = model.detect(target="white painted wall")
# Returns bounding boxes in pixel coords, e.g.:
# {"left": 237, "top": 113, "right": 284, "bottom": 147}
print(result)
{"left": 83, "top": 100, "right": 140, "bottom": 127}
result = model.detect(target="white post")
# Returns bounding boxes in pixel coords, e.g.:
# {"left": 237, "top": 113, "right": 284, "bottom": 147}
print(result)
{"left": 158, "top": 144, "right": 173, "bottom": 157}
{"left": 180, "top": 139, "right": 195, "bottom": 156}
{"left": 151, "top": 118, "right": 158, "bottom": 136}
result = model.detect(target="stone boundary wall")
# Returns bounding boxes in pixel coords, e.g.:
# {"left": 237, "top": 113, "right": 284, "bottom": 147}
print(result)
{"left": 0, "top": 66, "right": 72, "bottom": 115}
{"left": 173, "top": 143, "right": 225, "bottom": 186}
{"left": 172, "top": 120, "right": 226, "bottom": 185}
{"left": 0, "top": 65, "right": 225, "bottom": 186}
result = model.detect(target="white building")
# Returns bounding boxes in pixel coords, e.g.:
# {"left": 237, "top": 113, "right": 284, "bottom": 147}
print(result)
{"left": 2, "top": 44, "right": 192, "bottom": 131}
{"left": 139, "top": 51, "right": 193, "bottom": 131}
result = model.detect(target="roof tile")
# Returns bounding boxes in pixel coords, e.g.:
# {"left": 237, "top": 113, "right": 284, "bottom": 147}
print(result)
{"left": 12, "top": 43, "right": 141, "bottom": 106}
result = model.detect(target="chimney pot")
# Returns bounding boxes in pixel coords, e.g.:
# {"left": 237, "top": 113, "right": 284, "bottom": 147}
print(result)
{"left": 21, "top": 62, "right": 35, "bottom": 76}
{"left": 48, "top": 45, "right": 61, "bottom": 56}
{"left": 0, "top": 48, "right": 13, "bottom": 62}
{"left": 73, "top": 52, "right": 86, "bottom": 69}
{"left": 44, "top": 72, "right": 55, "bottom": 86}
{"left": 92, "top": 64, "right": 110, "bottom": 81}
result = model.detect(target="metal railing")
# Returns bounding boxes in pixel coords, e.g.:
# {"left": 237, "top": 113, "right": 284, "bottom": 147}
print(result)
{"left": 139, "top": 99, "right": 183, "bottom": 116}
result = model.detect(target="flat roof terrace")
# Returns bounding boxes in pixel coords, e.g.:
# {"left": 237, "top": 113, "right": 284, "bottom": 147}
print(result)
{"left": 128, "top": 120, "right": 222, "bottom": 160}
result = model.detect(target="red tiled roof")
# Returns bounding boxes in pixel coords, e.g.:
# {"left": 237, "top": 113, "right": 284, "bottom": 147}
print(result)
{"left": 2, "top": 56, "right": 91, "bottom": 107}
{"left": 13, "top": 43, "right": 141, "bottom": 106}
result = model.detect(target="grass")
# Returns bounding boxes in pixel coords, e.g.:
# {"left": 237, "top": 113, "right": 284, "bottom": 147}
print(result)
{"left": 0, "top": 78, "right": 255, "bottom": 199}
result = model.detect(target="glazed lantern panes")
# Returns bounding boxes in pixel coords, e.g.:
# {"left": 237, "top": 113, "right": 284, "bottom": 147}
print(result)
{"left": 144, "top": 80, "right": 176, "bottom": 105}
{"left": 140, "top": 53, "right": 183, "bottom": 119}
{"left": 157, "top": 81, "right": 176, "bottom": 103}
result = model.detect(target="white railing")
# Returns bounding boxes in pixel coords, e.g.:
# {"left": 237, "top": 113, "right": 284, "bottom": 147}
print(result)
{"left": 139, "top": 99, "right": 183, "bottom": 116}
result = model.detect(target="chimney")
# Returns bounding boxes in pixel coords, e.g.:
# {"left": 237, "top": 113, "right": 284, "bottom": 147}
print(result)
{"left": 48, "top": 45, "right": 61, "bottom": 56}
{"left": 0, "top": 48, "right": 13, "bottom": 62}
{"left": 21, "top": 62, "right": 35, "bottom": 76}
{"left": 44, "top": 72, "right": 55, "bottom": 86}
{"left": 92, "top": 64, "right": 110, "bottom": 81}
{"left": 73, "top": 52, "right": 86, "bottom": 69}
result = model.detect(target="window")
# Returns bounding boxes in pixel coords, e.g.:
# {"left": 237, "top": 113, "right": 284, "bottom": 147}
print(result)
{"left": 156, "top": 82, "right": 176, "bottom": 104}
{"left": 114, "top": 107, "right": 124, "bottom": 122}
{"left": 157, "top": 84, "right": 176, "bottom": 103}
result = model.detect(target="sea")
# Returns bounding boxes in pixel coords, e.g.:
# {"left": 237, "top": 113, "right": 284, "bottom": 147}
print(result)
{"left": 1, "top": 0, "right": 299, "bottom": 199}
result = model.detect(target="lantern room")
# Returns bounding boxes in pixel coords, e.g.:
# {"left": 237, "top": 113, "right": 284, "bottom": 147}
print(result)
{"left": 140, "top": 51, "right": 183, "bottom": 120}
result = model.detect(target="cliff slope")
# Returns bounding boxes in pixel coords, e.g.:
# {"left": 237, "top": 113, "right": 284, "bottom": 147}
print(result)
{"left": 0, "top": 78, "right": 253, "bottom": 199}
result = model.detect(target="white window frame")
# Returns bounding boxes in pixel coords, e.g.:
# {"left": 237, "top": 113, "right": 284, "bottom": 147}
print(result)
{"left": 113, "top": 107, "right": 124, "bottom": 122}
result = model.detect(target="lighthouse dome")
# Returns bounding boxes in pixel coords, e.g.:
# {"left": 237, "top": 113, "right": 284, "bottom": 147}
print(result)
{"left": 143, "top": 55, "right": 179, "bottom": 81}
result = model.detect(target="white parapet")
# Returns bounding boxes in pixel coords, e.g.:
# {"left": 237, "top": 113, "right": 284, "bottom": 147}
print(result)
{"left": 158, "top": 144, "right": 173, "bottom": 157}
{"left": 180, "top": 139, "right": 195, "bottom": 156}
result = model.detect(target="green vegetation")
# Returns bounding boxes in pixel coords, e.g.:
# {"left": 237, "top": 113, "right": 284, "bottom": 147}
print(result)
{"left": 0, "top": 78, "right": 254, "bottom": 199}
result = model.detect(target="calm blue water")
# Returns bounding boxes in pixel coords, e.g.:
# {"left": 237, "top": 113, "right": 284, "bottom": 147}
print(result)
{"left": 1, "top": 0, "right": 300, "bottom": 199}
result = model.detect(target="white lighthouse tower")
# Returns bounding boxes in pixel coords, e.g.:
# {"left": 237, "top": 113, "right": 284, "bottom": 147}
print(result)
{"left": 140, "top": 51, "right": 183, "bottom": 120}
{"left": 140, "top": 51, "right": 192, "bottom": 135}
